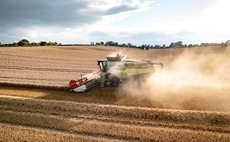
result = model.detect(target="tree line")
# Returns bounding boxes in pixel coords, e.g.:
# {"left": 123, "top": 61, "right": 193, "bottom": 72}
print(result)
{"left": 92, "top": 40, "right": 230, "bottom": 50}
{"left": 0, "top": 39, "right": 59, "bottom": 47}
{"left": 1, "top": 39, "right": 229, "bottom": 49}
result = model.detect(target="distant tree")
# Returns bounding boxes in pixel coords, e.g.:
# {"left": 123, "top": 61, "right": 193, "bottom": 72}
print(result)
{"left": 169, "top": 41, "right": 183, "bottom": 48}
{"left": 225, "top": 40, "right": 230, "bottom": 47}
{"left": 154, "top": 45, "right": 161, "bottom": 49}
{"left": 47, "top": 42, "right": 52, "bottom": 46}
{"left": 105, "top": 41, "right": 111, "bottom": 46}
{"left": 175, "top": 41, "right": 183, "bottom": 47}
{"left": 90, "top": 42, "right": 95, "bottom": 45}
{"left": 121, "top": 43, "right": 127, "bottom": 47}
{"left": 54, "top": 42, "right": 58, "bottom": 46}
{"left": 17, "top": 39, "right": 30, "bottom": 46}
{"left": 146, "top": 45, "right": 150, "bottom": 50}
{"left": 169, "top": 42, "right": 174, "bottom": 48}
{"left": 40, "top": 41, "right": 47, "bottom": 46}
{"left": 114, "top": 42, "right": 118, "bottom": 46}
{"left": 95, "top": 42, "right": 100, "bottom": 45}
{"left": 220, "top": 42, "right": 225, "bottom": 47}
{"left": 141, "top": 44, "right": 146, "bottom": 50}
{"left": 12, "top": 42, "right": 17, "bottom": 46}
{"left": 105, "top": 41, "right": 116, "bottom": 46}
{"left": 100, "top": 41, "right": 104, "bottom": 45}
{"left": 188, "top": 44, "right": 193, "bottom": 47}
{"left": 3, "top": 44, "right": 9, "bottom": 47}
{"left": 176, "top": 41, "right": 182, "bottom": 45}
{"left": 46, "top": 41, "right": 58, "bottom": 46}
{"left": 200, "top": 43, "right": 209, "bottom": 46}
{"left": 127, "top": 43, "right": 133, "bottom": 48}
{"left": 31, "top": 42, "right": 39, "bottom": 46}
{"left": 194, "top": 44, "right": 199, "bottom": 47}
{"left": 141, "top": 44, "right": 150, "bottom": 50}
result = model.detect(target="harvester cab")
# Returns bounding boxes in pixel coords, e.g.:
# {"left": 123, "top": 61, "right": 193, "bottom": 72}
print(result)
{"left": 97, "top": 54, "right": 127, "bottom": 87}
{"left": 69, "top": 54, "right": 164, "bottom": 92}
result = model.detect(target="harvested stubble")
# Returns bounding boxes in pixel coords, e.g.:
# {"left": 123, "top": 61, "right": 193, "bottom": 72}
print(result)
{"left": 1, "top": 101, "right": 230, "bottom": 141}
{"left": 1, "top": 85, "right": 230, "bottom": 112}
{"left": 1, "top": 110, "right": 230, "bottom": 142}
{"left": 0, "top": 123, "right": 117, "bottom": 142}
{"left": 0, "top": 86, "right": 118, "bottom": 107}
{"left": 1, "top": 96, "right": 230, "bottom": 131}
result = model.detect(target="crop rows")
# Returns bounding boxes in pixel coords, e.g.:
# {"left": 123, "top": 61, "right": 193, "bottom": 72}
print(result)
{"left": 0, "top": 123, "right": 116, "bottom": 142}
{"left": 1, "top": 110, "right": 229, "bottom": 142}
{"left": 1, "top": 95, "right": 229, "bottom": 141}
{"left": 1, "top": 95, "right": 230, "bottom": 129}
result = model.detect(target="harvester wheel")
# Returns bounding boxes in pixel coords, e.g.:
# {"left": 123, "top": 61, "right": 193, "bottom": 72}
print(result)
{"left": 112, "top": 82, "right": 119, "bottom": 87}
{"left": 111, "top": 78, "right": 120, "bottom": 87}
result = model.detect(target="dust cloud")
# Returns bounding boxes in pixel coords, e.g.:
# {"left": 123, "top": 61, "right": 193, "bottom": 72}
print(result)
{"left": 107, "top": 51, "right": 124, "bottom": 57}
{"left": 117, "top": 47, "right": 230, "bottom": 112}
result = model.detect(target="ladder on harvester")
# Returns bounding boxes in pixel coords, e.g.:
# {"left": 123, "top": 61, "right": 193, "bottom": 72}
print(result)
{"left": 100, "top": 72, "right": 106, "bottom": 87}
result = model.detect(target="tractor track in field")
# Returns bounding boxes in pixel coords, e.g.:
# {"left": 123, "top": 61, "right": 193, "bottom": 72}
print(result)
{"left": 0, "top": 53, "right": 80, "bottom": 62}
{"left": 1, "top": 109, "right": 229, "bottom": 142}
{"left": 0, "top": 82, "right": 68, "bottom": 90}
{"left": 1, "top": 95, "right": 230, "bottom": 141}
{"left": 0, "top": 65, "right": 92, "bottom": 73}
{"left": 0, "top": 123, "right": 120, "bottom": 142}
{"left": 0, "top": 76, "right": 67, "bottom": 82}
{"left": 1, "top": 107, "right": 230, "bottom": 134}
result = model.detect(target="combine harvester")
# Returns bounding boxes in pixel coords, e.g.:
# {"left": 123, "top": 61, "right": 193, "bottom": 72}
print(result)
{"left": 69, "top": 54, "right": 164, "bottom": 92}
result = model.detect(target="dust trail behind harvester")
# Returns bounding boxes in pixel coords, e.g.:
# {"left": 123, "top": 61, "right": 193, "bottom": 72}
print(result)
{"left": 118, "top": 46, "right": 230, "bottom": 111}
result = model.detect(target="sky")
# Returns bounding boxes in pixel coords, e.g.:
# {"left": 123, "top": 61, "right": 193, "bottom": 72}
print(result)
{"left": 0, "top": 0, "right": 230, "bottom": 46}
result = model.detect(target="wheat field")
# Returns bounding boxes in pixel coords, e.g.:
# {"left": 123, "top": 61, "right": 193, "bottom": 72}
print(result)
{"left": 0, "top": 46, "right": 230, "bottom": 141}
